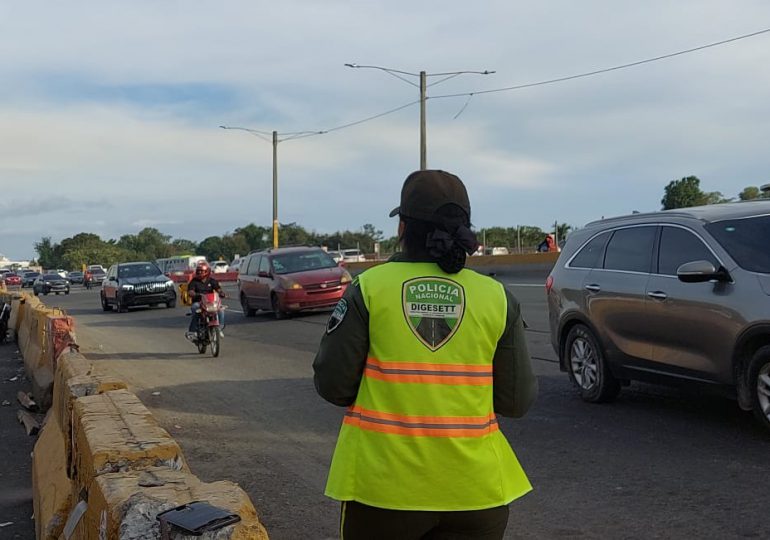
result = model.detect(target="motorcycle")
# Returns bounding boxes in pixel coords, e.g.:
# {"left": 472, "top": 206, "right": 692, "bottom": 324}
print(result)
{"left": 0, "top": 302, "right": 11, "bottom": 344}
{"left": 186, "top": 292, "right": 225, "bottom": 357}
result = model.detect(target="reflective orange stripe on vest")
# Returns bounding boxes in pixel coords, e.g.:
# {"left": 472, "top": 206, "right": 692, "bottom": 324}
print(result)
{"left": 344, "top": 405, "right": 499, "bottom": 438}
{"left": 364, "top": 357, "right": 493, "bottom": 386}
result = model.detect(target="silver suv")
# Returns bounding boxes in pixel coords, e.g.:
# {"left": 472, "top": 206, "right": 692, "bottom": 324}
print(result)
{"left": 547, "top": 201, "right": 770, "bottom": 432}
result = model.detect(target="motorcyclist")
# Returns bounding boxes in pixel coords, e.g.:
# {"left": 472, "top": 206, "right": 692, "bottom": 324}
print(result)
{"left": 185, "top": 262, "right": 225, "bottom": 339}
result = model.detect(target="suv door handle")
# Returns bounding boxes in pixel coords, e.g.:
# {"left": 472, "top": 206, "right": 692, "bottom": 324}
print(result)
{"left": 647, "top": 291, "right": 668, "bottom": 301}
{"left": 584, "top": 284, "right": 601, "bottom": 293}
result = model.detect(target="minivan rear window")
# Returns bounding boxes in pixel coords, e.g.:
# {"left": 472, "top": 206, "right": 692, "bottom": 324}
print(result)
{"left": 706, "top": 216, "right": 770, "bottom": 273}
{"left": 603, "top": 227, "right": 656, "bottom": 273}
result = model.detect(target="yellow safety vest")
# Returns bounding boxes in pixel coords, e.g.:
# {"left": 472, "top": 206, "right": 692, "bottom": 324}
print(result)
{"left": 325, "top": 262, "right": 532, "bottom": 511}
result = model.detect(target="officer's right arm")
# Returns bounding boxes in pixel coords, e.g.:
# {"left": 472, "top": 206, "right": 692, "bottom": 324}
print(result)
{"left": 312, "top": 281, "right": 370, "bottom": 407}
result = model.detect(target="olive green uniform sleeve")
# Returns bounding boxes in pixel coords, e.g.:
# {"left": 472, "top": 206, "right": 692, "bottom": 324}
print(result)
{"left": 493, "top": 288, "right": 538, "bottom": 418}
{"left": 313, "top": 282, "right": 370, "bottom": 407}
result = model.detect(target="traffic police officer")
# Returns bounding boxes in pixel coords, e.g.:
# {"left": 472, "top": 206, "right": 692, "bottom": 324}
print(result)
{"left": 313, "top": 169, "right": 538, "bottom": 539}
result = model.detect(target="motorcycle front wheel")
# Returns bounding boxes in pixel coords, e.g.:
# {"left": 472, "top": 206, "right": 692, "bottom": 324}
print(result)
{"left": 209, "top": 327, "right": 220, "bottom": 358}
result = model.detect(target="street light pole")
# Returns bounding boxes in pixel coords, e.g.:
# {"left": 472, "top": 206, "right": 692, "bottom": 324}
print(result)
{"left": 345, "top": 64, "right": 494, "bottom": 170}
{"left": 272, "top": 130, "right": 279, "bottom": 248}
{"left": 419, "top": 71, "right": 427, "bottom": 170}
{"left": 220, "top": 125, "right": 283, "bottom": 249}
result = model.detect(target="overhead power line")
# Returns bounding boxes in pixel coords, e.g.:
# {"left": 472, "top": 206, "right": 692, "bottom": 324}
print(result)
{"left": 429, "top": 27, "right": 770, "bottom": 101}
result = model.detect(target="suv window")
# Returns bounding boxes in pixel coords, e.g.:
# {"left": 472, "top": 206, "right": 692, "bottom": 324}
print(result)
{"left": 658, "top": 227, "right": 719, "bottom": 276}
{"left": 258, "top": 256, "right": 271, "bottom": 274}
{"left": 603, "top": 226, "right": 656, "bottom": 273}
{"left": 245, "top": 255, "right": 260, "bottom": 276}
{"left": 706, "top": 215, "right": 770, "bottom": 273}
{"left": 570, "top": 232, "right": 611, "bottom": 269}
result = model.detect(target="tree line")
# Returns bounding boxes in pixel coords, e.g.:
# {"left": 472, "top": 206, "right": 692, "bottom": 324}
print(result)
{"left": 33, "top": 221, "right": 567, "bottom": 270}
{"left": 661, "top": 176, "right": 769, "bottom": 210}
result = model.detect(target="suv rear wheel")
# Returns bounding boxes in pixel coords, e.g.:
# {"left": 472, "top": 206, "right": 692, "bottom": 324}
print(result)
{"left": 749, "top": 345, "right": 770, "bottom": 432}
{"left": 565, "top": 324, "right": 621, "bottom": 403}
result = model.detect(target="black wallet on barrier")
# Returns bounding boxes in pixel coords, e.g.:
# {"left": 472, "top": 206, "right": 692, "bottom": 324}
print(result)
{"left": 157, "top": 501, "right": 241, "bottom": 535}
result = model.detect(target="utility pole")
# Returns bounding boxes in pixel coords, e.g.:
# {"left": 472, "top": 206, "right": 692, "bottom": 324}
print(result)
{"left": 221, "top": 125, "right": 288, "bottom": 250}
{"left": 419, "top": 71, "right": 427, "bottom": 170}
{"left": 345, "top": 64, "right": 494, "bottom": 171}
{"left": 272, "top": 131, "right": 279, "bottom": 248}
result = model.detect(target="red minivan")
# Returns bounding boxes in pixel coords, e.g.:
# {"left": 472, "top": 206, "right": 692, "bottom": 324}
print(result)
{"left": 237, "top": 247, "right": 352, "bottom": 319}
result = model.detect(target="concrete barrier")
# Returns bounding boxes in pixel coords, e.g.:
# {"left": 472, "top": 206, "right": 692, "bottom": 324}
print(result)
{"left": 5, "top": 293, "right": 270, "bottom": 538}
{"left": 32, "top": 349, "right": 127, "bottom": 540}
{"left": 345, "top": 251, "right": 560, "bottom": 275}
{"left": 76, "top": 468, "right": 268, "bottom": 539}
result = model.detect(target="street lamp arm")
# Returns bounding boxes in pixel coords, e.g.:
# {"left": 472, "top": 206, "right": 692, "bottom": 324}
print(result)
{"left": 344, "top": 63, "right": 421, "bottom": 77}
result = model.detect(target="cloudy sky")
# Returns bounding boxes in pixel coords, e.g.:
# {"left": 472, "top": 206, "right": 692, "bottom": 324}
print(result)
{"left": 2, "top": 1, "right": 770, "bottom": 259}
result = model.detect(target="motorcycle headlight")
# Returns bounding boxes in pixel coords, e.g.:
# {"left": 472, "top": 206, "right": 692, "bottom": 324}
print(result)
{"left": 205, "top": 304, "right": 219, "bottom": 313}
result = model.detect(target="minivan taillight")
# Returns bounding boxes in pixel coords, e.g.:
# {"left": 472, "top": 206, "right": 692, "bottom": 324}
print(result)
{"left": 545, "top": 275, "right": 554, "bottom": 294}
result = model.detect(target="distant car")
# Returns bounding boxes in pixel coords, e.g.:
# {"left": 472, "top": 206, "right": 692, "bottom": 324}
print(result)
{"left": 491, "top": 247, "right": 510, "bottom": 256}
{"left": 33, "top": 274, "right": 70, "bottom": 296}
{"left": 87, "top": 264, "right": 106, "bottom": 273}
{"left": 22, "top": 272, "right": 40, "bottom": 288}
{"left": 3, "top": 273, "right": 21, "bottom": 287}
{"left": 228, "top": 258, "right": 243, "bottom": 273}
{"left": 100, "top": 262, "right": 176, "bottom": 312}
{"left": 340, "top": 249, "right": 366, "bottom": 263}
{"left": 212, "top": 261, "right": 229, "bottom": 273}
{"left": 237, "top": 247, "right": 351, "bottom": 319}
{"left": 89, "top": 268, "right": 107, "bottom": 285}
{"left": 68, "top": 271, "right": 84, "bottom": 284}
{"left": 326, "top": 251, "right": 343, "bottom": 264}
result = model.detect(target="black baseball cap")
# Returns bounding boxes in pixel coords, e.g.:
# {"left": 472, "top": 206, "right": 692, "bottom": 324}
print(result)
{"left": 389, "top": 170, "right": 471, "bottom": 222}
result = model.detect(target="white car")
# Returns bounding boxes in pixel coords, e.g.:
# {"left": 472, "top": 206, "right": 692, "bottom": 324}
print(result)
{"left": 228, "top": 258, "right": 243, "bottom": 273}
{"left": 326, "top": 251, "right": 343, "bottom": 264}
{"left": 341, "top": 249, "right": 366, "bottom": 263}
{"left": 212, "top": 261, "right": 229, "bottom": 273}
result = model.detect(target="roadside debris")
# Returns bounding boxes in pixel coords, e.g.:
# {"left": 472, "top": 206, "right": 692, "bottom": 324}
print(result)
{"left": 17, "top": 409, "right": 40, "bottom": 436}
{"left": 7, "top": 376, "right": 19, "bottom": 382}
{"left": 1, "top": 400, "right": 10, "bottom": 406}
{"left": 0, "top": 521, "right": 14, "bottom": 527}
{"left": 17, "top": 391, "right": 37, "bottom": 411}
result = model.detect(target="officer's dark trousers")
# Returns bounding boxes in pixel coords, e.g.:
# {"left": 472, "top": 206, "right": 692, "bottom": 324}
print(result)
{"left": 340, "top": 501, "right": 509, "bottom": 540}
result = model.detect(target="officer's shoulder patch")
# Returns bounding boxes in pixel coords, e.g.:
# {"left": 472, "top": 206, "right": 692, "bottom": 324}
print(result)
{"left": 326, "top": 299, "right": 348, "bottom": 334}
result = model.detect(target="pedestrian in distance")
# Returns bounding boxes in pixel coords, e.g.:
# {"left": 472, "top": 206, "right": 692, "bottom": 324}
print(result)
{"left": 313, "top": 169, "right": 538, "bottom": 540}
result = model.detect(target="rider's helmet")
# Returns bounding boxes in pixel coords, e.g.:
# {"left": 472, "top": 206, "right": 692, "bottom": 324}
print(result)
{"left": 195, "top": 261, "right": 211, "bottom": 280}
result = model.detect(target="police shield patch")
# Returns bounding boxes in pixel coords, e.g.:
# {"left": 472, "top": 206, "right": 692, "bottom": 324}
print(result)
{"left": 326, "top": 299, "right": 348, "bottom": 334}
{"left": 402, "top": 277, "right": 465, "bottom": 351}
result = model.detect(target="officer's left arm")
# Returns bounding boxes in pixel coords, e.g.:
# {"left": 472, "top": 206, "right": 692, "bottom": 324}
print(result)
{"left": 492, "top": 288, "right": 539, "bottom": 418}
{"left": 312, "top": 281, "right": 369, "bottom": 407}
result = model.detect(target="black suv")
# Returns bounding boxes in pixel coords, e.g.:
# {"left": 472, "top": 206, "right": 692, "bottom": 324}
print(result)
{"left": 548, "top": 200, "right": 770, "bottom": 432}
{"left": 101, "top": 262, "right": 176, "bottom": 312}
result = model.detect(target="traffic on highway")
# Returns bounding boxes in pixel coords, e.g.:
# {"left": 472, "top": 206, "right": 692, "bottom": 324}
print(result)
{"left": 7, "top": 208, "right": 766, "bottom": 538}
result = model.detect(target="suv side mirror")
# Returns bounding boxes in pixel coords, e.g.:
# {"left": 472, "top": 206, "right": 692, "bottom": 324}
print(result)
{"left": 677, "top": 260, "right": 730, "bottom": 283}
{"left": 258, "top": 271, "right": 271, "bottom": 278}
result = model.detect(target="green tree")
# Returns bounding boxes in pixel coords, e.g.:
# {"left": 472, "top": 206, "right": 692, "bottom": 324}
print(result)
{"left": 170, "top": 238, "right": 198, "bottom": 254}
{"left": 661, "top": 176, "right": 706, "bottom": 210}
{"left": 34, "top": 237, "right": 61, "bottom": 269}
{"left": 738, "top": 186, "right": 770, "bottom": 201}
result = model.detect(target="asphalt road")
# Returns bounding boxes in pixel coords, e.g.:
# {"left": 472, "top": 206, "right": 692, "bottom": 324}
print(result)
{"left": 33, "top": 276, "right": 770, "bottom": 540}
